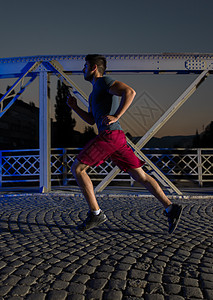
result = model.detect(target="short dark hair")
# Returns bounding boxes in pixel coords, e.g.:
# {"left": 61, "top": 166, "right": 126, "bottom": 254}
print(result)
{"left": 85, "top": 54, "right": 107, "bottom": 75}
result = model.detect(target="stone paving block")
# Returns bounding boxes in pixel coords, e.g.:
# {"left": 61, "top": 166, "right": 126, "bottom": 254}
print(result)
{"left": 164, "top": 283, "right": 182, "bottom": 294}
{"left": 10, "top": 260, "right": 25, "bottom": 268}
{"left": 129, "top": 268, "right": 146, "bottom": 279}
{"left": 0, "top": 260, "right": 7, "bottom": 269}
{"left": 115, "top": 263, "right": 132, "bottom": 271}
{"left": 108, "top": 279, "right": 127, "bottom": 290}
{"left": 86, "top": 288, "right": 103, "bottom": 299}
{"left": 72, "top": 274, "right": 90, "bottom": 284}
{"left": 47, "top": 290, "right": 68, "bottom": 300}
{"left": 30, "top": 268, "right": 45, "bottom": 277}
{"left": 183, "top": 286, "right": 203, "bottom": 299}
{"left": 55, "top": 252, "right": 70, "bottom": 260}
{"left": 202, "top": 280, "right": 213, "bottom": 289}
{"left": 128, "top": 279, "right": 147, "bottom": 289}
{"left": 77, "top": 265, "right": 96, "bottom": 275}
{"left": 121, "top": 256, "right": 137, "bottom": 264}
{"left": 200, "top": 273, "right": 213, "bottom": 282}
{"left": 51, "top": 280, "right": 69, "bottom": 290}
{"left": 29, "top": 257, "right": 44, "bottom": 265}
{"left": 54, "top": 261, "right": 71, "bottom": 268}
{"left": 94, "top": 271, "right": 111, "bottom": 279}
{"left": 146, "top": 272, "right": 162, "bottom": 283}
{"left": 1, "top": 266, "right": 16, "bottom": 275}
{"left": 204, "top": 289, "right": 213, "bottom": 300}
{"left": 48, "top": 266, "right": 63, "bottom": 275}
{"left": 58, "top": 271, "right": 75, "bottom": 281}
{"left": 26, "top": 292, "right": 46, "bottom": 300}
{"left": 64, "top": 254, "right": 79, "bottom": 263}
{"left": 163, "top": 275, "right": 180, "bottom": 284}
{"left": 97, "top": 264, "right": 114, "bottom": 272}
{"left": 95, "top": 253, "right": 109, "bottom": 260}
{"left": 65, "top": 263, "right": 82, "bottom": 273}
{"left": 183, "top": 277, "right": 199, "bottom": 287}
{"left": 156, "top": 255, "right": 170, "bottom": 262}
{"left": 0, "top": 273, "right": 8, "bottom": 282}
{"left": 146, "top": 283, "right": 164, "bottom": 294}
{"left": 77, "top": 257, "right": 90, "bottom": 266}
{"left": 103, "top": 289, "right": 123, "bottom": 300}
{"left": 19, "top": 276, "right": 37, "bottom": 286}
{"left": 87, "top": 258, "right": 101, "bottom": 267}
{"left": 202, "top": 257, "right": 213, "bottom": 264}
{"left": 110, "top": 254, "right": 123, "bottom": 261}
{"left": 200, "top": 266, "right": 213, "bottom": 274}
{"left": 89, "top": 278, "right": 108, "bottom": 289}
{"left": 13, "top": 268, "right": 31, "bottom": 276}
{"left": 4, "top": 254, "right": 20, "bottom": 263}
{"left": 68, "top": 282, "right": 86, "bottom": 294}
{"left": 3, "top": 275, "right": 21, "bottom": 285}
{"left": 11, "top": 285, "right": 31, "bottom": 296}
{"left": 125, "top": 286, "right": 144, "bottom": 297}
{"left": 111, "top": 270, "right": 127, "bottom": 280}
{"left": 0, "top": 285, "right": 13, "bottom": 297}
{"left": 21, "top": 263, "right": 36, "bottom": 271}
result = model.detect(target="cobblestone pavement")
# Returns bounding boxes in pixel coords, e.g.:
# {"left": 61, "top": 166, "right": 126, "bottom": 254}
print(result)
{"left": 0, "top": 191, "right": 212, "bottom": 300}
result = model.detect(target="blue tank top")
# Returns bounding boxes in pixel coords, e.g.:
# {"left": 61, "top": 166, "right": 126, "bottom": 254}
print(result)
{"left": 89, "top": 76, "right": 122, "bottom": 132}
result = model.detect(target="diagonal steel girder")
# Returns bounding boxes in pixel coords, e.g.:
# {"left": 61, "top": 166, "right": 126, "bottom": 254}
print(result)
{"left": 47, "top": 60, "right": 186, "bottom": 194}
{"left": 0, "top": 61, "right": 41, "bottom": 118}
{"left": 48, "top": 60, "right": 89, "bottom": 108}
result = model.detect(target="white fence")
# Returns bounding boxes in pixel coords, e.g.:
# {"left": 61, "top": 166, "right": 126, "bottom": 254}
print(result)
{"left": 0, "top": 148, "right": 212, "bottom": 188}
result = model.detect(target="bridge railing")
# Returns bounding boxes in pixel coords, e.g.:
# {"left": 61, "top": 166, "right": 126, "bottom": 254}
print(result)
{"left": 0, "top": 148, "right": 212, "bottom": 188}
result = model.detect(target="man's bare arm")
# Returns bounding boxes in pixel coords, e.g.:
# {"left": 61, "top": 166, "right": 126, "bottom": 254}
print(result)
{"left": 67, "top": 95, "right": 95, "bottom": 125}
{"left": 102, "top": 80, "right": 136, "bottom": 126}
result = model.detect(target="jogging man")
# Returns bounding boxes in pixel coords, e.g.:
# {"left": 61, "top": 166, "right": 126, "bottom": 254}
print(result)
{"left": 67, "top": 54, "right": 182, "bottom": 234}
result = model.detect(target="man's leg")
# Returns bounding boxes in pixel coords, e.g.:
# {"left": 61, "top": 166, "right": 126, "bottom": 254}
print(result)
{"left": 128, "top": 167, "right": 172, "bottom": 208}
{"left": 71, "top": 159, "right": 100, "bottom": 211}
{"left": 127, "top": 167, "right": 182, "bottom": 233}
{"left": 71, "top": 159, "right": 107, "bottom": 231}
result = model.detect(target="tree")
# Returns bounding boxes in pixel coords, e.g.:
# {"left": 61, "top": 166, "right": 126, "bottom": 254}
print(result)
{"left": 53, "top": 80, "right": 76, "bottom": 147}
{"left": 193, "top": 121, "right": 213, "bottom": 148}
{"left": 192, "top": 129, "right": 200, "bottom": 147}
{"left": 200, "top": 121, "right": 213, "bottom": 147}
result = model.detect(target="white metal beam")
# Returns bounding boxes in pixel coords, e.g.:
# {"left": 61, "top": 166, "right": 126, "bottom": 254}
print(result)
{"left": 0, "top": 54, "right": 213, "bottom": 78}
{"left": 39, "top": 70, "right": 51, "bottom": 193}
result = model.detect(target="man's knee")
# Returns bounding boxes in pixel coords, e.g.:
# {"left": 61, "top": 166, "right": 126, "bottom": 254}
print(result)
{"left": 71, "top": 159, "right": 88, "bottom": 177}
{"left": 71, "top": 159, "right": 80, "bottom": 176}
{"left": 128, "top": 167, "right": 147, "bottom": 182}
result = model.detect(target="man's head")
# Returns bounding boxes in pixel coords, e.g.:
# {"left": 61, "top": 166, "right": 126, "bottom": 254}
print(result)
{"left": 83, "top": 54, "right": 107, "bottom": 81}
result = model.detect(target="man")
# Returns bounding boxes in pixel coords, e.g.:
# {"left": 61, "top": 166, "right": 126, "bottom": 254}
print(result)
{"left": 67, "top": 54, "right": 182, "bottom": 234}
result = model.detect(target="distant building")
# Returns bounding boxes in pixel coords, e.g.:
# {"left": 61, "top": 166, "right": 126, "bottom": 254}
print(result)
{"left": 0, "top": 99, "right": 39, "bottom": 150}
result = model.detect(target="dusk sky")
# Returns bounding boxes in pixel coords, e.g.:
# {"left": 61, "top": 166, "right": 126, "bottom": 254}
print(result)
{"left": 0, "top": 0, "right": 213, "bottom": 137}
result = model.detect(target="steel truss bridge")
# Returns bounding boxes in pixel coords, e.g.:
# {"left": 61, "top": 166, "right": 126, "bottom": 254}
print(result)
{"left": 0, "top": 53, "right": 213, "bottom": 194}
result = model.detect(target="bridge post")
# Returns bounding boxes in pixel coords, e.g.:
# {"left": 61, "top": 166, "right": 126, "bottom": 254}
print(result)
{"left": 39, "top": 70, "right": 51, "bottom": 193}
{"left": 0, "top": 151, "right": 2, "bottom": 188}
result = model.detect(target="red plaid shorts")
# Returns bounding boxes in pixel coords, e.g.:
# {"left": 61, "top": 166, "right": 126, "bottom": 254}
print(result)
{"left": 76, "top": 130, "right": 145, "bottom": 172}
